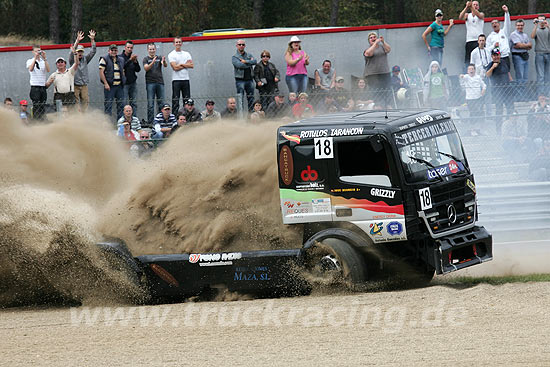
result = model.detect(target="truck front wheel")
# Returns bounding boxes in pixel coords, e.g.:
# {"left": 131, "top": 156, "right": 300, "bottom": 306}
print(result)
{"left": 306, "top": 238, "right": 368, "bottom": 288}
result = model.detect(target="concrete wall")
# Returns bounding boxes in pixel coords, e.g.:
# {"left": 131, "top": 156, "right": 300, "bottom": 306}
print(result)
{"left": 0, "top": 18, "right": 538, "bottom": 120}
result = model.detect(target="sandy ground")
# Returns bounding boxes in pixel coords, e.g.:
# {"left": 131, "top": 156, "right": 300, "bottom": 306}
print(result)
{"left": 1, "top": 281, "right": 549, "bottom": 366}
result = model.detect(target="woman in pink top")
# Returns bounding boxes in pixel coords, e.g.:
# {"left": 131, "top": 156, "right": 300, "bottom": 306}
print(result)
{"left": 285, "top": 36, "right": 310, "bottom": 94}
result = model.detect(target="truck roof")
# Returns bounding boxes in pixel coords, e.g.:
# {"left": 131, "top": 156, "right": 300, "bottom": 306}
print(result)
{"left": 279, "top": 109, "right": 449, "bottom": 135}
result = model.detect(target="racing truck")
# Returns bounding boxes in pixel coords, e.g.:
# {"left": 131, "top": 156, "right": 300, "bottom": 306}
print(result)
{"left": 101, "top": 109, "right": 493, "bottom": 303}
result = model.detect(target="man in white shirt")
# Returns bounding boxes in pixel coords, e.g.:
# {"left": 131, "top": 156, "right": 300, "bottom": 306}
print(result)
{"left": 167, "top": 37, "right": 194, "bottom": 116}
{"left": 459, "top": 1, "right": 485, "bottom": 69}
{"left": 470, "top": 34, "right": 491, "bottom": 78}
{"left": 46, "top": 47, "right": 79, "bottom": 108}
{"left": 486, "top": 5, "right": 512, "bottom": 68}
{"left": 26, "top": 45, "right": 50, "bottom": 120}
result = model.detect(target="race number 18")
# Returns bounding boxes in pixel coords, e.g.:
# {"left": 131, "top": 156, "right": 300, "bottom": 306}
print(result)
{"left": 418, "top": 187, "right": 432, "bottom": 210}
{"left": 314, "top": 137, "right": 333, "bottom": 159}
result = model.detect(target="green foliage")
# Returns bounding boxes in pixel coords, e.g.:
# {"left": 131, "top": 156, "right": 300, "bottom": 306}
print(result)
{"left": 0, "top": 0, "right": 548, "bottom": 44}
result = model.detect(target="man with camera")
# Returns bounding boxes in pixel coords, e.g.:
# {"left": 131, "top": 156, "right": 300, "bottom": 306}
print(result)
{"left": 531, "top": 15, "right": 550, "bottom": 94}
{"left": 26, "top": 45, "right": 50, "bottom": 120}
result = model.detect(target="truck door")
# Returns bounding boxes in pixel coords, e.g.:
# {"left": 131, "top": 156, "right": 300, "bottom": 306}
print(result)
{"left": 328, "top": 135, "right": 407, "bottom": 243}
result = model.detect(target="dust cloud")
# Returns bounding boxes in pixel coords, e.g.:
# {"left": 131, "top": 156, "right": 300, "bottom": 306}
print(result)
{"left": 0, "top": 107, "right": 298, "bottom": 306}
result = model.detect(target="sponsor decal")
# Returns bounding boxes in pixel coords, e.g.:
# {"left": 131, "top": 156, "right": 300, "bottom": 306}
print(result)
{"left": 189, "top": 254, "right": 200, "bottom": 263}
{"left": 387, "top": 221, "right": 403, "bottom": 235}
{"left": 395, "top": 120, "right": 456, "bottom": 146}
{"left": 466, "top": 178, "right": 476, "bottom": 193}
{"left": 415, "top": 114, "right": 434, "bottom": 124}
{"left": 296, "top": 182, "right": 325, "bottom": 191}
{"left": 370, "top": 188, "right": 396, "bottom": 199}
{"left": 280, "top": 131, "right": 301, "bottom": 144}
{"left": 149, "top": 264, "right": 180, "bottom": 287}
{"left": 373, "top": 214, "right": 396, "bottom": 219}
{"left": 189, "top": 252, "right": 242, "bottom": 266}
{"left": 448, "top": 160, "right": 459, "bottom": 174}
{"left": 299, "top": 127, "right": 364, "bottom": 139}
{"left": 369, "top": 222, "right": 384, "bottom": 236}
{"left": 331, "top": 188, "right": 361, "bottom": 193}
{"left": 311, "top": 198, "right": 331, "bottom": 214}
{"left": 286, "top": 207, "right": 309, "bottom": 215}
{"left": 426, "top": 161, "right": 464, "bottom": 180}
{"left": 284, "top": 201, "right": 305, "bottom": 208}
{"left": 279, "top": 145, "right": 293, "bottom": 186}
{"left": 300, "top": 165, "right": 319, "bottom": 181}
{"left": 234, "top": 266, "right": 271, "bottom": 281}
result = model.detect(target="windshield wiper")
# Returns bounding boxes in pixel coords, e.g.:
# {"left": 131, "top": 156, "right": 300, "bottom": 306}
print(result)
{"left": 437, "top": 151, "right": 470, "bottom": 174}
{"left": 407, "top": 155, "right": 443, "bottom": 182}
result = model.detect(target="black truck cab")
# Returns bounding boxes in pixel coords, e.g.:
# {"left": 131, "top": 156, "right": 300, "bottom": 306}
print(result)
{"left": 277, "top": 109, "right": 493, "bottom": 275}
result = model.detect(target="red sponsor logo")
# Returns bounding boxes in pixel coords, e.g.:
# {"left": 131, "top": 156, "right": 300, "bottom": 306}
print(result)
{"left": 448, "top": 160, "right": 458, "bottom": 174}
{"left": 300, "top": 166, "right": 319, "bottom": 181}
{"left": 189, "top": 254, "right": 200, "bottom": 263}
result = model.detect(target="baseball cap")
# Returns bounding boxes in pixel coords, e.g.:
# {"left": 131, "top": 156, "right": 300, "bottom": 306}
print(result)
{"left": 76, "top": 45, "right": 85, "bottom": 52}
{"left": 19, "top": 100, "right": 28, "bottom": 106}
{"left": 335, "top": 76, "right": 345, "bottom": 82}
{"left": 161, "top": 103, "right": 171, "bottom": 110}
{"left": 392, "top": 65, "right": 401, "bottom": 72}
{"left": 185, "top": 98, "right": 195, "bottom": 105}
{"left": 205, "top": 99, "right": 215, "bottom": 105}
{"left": 435, "top": 9, "right": 443, "bottom": 16}
{"left": 109, "top": 44, "right": 118, "bottom": 50}
{"left": 55, "top": 57, "right": 66, "bottom": 63}
{"left": 491, "top": 48, "right": 501, "bottom": 55}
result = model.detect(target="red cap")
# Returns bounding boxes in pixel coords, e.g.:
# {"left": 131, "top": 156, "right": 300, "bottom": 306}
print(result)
{"left": 19, "top": 100, "right": 28, "bottom": 106}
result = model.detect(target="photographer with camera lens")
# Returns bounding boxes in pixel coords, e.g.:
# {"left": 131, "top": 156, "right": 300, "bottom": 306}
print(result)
{"left": 26, "top": 45, "right": 50, "bottom": 120}
{"left": 531, "top": 15, "right": 550, "bottom": 95}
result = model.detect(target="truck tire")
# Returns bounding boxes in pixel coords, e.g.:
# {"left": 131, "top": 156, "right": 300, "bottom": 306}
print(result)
{"left": 307, "top": 238, "right": 368, "bottom": 287}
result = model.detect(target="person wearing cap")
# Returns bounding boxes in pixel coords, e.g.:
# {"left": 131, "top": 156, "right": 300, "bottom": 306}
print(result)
{"left": 181, "top": 98, "right": 202, "bottom": 123}
{"left": 284, "top": 36, "right": 309, "bottom": 95}
{"left": 314, "top": 60, "right": 336, "bottom": 91}
{"left": 45, "top": 46, "right": 79, "bottom": 108}
{"left": 486, "top": 48, "right": 514, "bottom": 134}
{"left": 19, "top": 100, "right": 30, "bottom": 122}
{"left": 201, "top": 100, "right": 221, "bottom": 122}
{"left": 143, "top": 43, "right": 168, "bottom": 124}
{"left": 26, "top": 45, "right": 50, "bottom": 120}
{"left": 116, "top": 105, "right": 142, "bottom": 134}
{"left": 459, "top": 1, "right": 485, "bottom": 70}
{"left": 363, "top": 32, "right": 391, "bottom": 105}
{"left": 153, "top": 103, "right": 177, "bottom": 138}
{"left": 99, "top": 44, "right": 126, "bottom": 120}
{"left": 232, "top": 39, "right": 257, "bottom": 112}
{"left": 486, "top": 5, "right": 512, "bottom": 69}
{"left": 390, "top": 65, "right": 408, "bottom": 91}
{"left": 333, "top": 76, "right": 354, "bottom": 111}
{"left": 253, "top": 49, "right": 280, "bottom": 110}
{"left": 168, "top": 37, "right": 194, "bottom": 116}
{"left": 266, "top": 92, "right": 291, "bottom": 119}
{"left": 121, "top": 40, "right": 141, "bottom": 116}
{"left": 69, "top": 30, "right": 96, "bottom": 112}
{"left": 422, "top": 9, "right": 454, "bottom": 66}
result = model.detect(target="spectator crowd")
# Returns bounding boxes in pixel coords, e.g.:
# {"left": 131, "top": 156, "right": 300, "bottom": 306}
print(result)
{"left": 2, "top": 2, "right": 550, "bottom": 176}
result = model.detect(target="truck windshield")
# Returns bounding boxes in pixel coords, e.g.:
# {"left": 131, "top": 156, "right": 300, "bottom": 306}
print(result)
{"left": 394, "top": 119, "right": 468, "bottom": 183}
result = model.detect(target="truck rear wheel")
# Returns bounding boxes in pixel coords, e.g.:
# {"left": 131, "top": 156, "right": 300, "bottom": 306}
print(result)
{"left": 306, "top": 238, "right": 368, "bottom": 288}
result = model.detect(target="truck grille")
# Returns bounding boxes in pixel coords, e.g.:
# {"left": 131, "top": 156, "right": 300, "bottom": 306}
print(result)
{"left": 425, "top": 178, "right": 476, "bottom": 235}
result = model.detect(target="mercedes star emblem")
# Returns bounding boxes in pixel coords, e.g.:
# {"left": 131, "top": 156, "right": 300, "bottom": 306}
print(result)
{"left": 447, "top": 204, "right": 457, "bottom": 224}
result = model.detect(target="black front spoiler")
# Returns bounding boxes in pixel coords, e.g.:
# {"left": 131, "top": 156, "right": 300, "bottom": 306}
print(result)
{"left": 432, "top": 226, "right": 493, "bottom": 275}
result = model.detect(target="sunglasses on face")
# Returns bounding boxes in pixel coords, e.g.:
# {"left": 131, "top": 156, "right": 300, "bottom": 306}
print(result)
{"left": 436, "top": 14, "right": 443, "bottom": 17}
{"left": 261, "top": 55, "right": 270, "bottom": 58}
{"left": 237, "top": 43, "right": 245, "bottom": 46}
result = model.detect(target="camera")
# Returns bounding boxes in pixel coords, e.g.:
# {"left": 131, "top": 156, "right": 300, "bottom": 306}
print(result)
{"left": 535, "top": 19, "right": 539, "bottom": 24}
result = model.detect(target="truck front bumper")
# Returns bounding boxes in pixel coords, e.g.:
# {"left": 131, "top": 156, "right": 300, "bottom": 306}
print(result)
{"left": 432, "top": 226, "right": 493, "bottom": 275}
